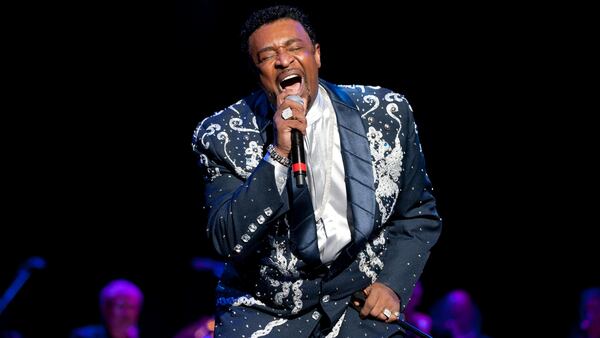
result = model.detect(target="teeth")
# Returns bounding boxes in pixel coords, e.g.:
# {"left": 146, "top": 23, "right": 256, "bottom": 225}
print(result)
{"left": 282, "top": 74, "right": 299, "bottom": 81}
{"left": 279, "top": 74, "right": 301, "bottom": 90}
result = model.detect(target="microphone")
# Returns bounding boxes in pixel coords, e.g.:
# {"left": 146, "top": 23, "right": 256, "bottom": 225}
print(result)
{"left": 0, "top": 256, "right": 46, "bottom": 315}
{"left": 21, "top": 256, "right": 46, "bottom": 271}
{"left": 286, "top": 95, "right": 307, "bottom": 187}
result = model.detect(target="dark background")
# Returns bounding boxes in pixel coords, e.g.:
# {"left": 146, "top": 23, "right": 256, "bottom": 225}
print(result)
{"left": 2, "top": 0, "right": 598, "bottom": 337}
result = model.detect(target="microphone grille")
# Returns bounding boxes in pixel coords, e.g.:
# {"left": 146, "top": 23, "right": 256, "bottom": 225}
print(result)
{"left": 286, "top": 95, "right": 304, "bottom": 106}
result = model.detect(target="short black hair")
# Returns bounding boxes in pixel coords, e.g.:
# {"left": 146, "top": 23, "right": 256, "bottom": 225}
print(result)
{"left": 240, "top": 5, "right": 317, "bottom": 55}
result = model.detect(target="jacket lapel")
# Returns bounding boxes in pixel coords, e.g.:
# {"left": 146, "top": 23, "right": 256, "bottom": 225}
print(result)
{"left": 322, "top": 81, "right": 376, "bottom": 248}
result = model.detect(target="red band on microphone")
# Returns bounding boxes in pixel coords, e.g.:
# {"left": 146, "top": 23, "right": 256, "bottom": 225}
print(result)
{"left": 292, "top": 163, "right": 307, "bottom": 173}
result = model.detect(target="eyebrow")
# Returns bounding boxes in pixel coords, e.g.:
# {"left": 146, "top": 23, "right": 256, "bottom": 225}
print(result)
{"left": 256, "top": 38, "right": 304, "bottom": 54}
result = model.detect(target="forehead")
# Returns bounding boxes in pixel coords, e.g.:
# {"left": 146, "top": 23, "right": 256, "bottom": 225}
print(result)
{"left": 105, "top": 294, "right": 142, "bottom": 308}
{"left": 104, "top": 289, "right": 142, "bottom": 301}
{"left": 249, "top": 18, "right": 311, "bottom": 50}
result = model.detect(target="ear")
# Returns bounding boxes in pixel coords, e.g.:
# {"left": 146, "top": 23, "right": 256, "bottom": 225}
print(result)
{"left": 314, "top": 43, "right": 321, "bottom": 68}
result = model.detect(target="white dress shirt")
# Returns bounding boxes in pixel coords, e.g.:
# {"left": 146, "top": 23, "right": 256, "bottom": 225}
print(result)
{"left": 266, "top": 86, "right": 351, "bottom": 263}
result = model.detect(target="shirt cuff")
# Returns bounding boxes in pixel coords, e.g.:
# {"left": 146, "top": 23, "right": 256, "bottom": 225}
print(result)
{"left": 264, "top": 153, "right": 288, "bottom": 194}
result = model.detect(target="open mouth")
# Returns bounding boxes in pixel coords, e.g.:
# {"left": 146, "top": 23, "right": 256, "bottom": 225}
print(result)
{"left": 278, "top": 74, "right": 303, "bottom": 93}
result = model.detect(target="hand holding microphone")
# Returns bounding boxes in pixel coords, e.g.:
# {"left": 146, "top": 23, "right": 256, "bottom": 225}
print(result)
{"left": 285, "top": 95, "right": 307, "bottom": 187}
{"left": 274, "top": 93, "right": 307, "bottom": 187}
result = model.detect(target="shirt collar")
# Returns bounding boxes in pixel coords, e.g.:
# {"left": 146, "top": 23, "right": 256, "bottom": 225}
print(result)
{"left": 306, "top": 85, "right": 328, "bottom": 125}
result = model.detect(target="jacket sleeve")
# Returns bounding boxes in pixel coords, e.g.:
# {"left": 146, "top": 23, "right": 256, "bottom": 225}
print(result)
{"left": 375, "top": 99, "right": 442, "bottom": 311}
{"left": 192, "top": 122, "right": 290, "bottom": 261}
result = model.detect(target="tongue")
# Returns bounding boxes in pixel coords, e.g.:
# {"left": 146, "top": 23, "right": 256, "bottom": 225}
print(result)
{"left": 284, "top": 81, "right": 302, "bottom": 95}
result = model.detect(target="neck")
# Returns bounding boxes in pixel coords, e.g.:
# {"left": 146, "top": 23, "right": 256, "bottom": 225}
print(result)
{"left": 108, "top": 325, "right": 138, "bottom": 338}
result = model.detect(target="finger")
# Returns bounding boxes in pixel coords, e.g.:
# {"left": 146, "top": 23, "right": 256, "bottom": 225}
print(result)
{"left": 373, "top": 304, "right": 396, "bottom": 323}
{"left": 286, "top": 120, "right": 307, "bottom": 134}
{"left": 281, "top": 111, "right": 307, "bottom": 125}
{"left": 275, "top": 106, "right": 306, "bottom": 127}
{"left": 383, "top": 307, "right": 401, "bottom": 323}
{"left": 359, "top": 295, "right": 375, "bottom": 319}
{"left": 382, "top": 308, "right": 399, "bottom": 323}
{"left": 280, "top": 107, "right": 294, "bottom": 120}
{"left": 276, "top": 106, "right": 306, "bottom": 126}
{"left": 374, "top": 309, "right": 388, "bottom": 322}
{"left": 365, "top": 289, "right": 396, "bottom": 322}
{"left": 277, "top": 90, "right": 305, "bottom": 108}
{"left": 277, "top": 90, "right": 306, "bottom": 114}
{"left": 359, "top": 286, "right": 374, "bottom": 318}
{"left": 277, "top": 99, "right": 304, "bottom": 113}
{"left": 284, "top": 96, "right": 305, "bottom": 110}
{"left": 361, "top": 289, "right": 383, "bottom": 319}
{"left": 276, "top": 89, "right": 291, "bottom": 106}
{"left": 382, "top": 309, "right": 394, "bottom": 323}
{"left": 369, "top": 299, "right": 386, "bottom": 321}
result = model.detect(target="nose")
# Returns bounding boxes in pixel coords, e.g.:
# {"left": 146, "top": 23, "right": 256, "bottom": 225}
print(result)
{"left": 275, "top": 49, "right": 294, "bottom": 68}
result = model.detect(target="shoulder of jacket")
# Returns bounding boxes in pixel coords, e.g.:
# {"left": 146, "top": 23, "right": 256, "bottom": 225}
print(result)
{"left": 334, "top": 84, "right": 409, "bottom": 106}
{"left": 336, "top": 84, "right": 398, "bottom": 96}
{"left": 197, "top": 99, "right": 249, "bottom": 129}
{"left": 191, "top": 96, "right": 257, "bottom": 153}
